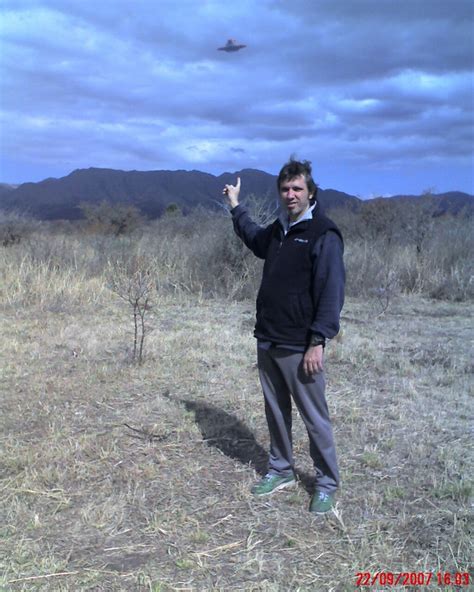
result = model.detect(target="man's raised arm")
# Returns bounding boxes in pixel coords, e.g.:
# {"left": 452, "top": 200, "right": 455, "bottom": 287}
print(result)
{"left": 223, "top": 177, "right": 273, "bottom": 260}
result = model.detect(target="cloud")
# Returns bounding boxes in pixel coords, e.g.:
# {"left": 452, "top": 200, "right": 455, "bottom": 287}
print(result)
{"left": 0, "top": 0, "right": 472, "bottom": 195}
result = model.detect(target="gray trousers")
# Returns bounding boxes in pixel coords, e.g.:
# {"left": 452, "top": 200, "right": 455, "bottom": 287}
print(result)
{"left": 257, "top": 345, "right": 339, "bottom": 493}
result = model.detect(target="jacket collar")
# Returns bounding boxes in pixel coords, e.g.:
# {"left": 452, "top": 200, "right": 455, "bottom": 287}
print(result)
{"left": 279, "top": 201, "right": 319, "bottom": 234}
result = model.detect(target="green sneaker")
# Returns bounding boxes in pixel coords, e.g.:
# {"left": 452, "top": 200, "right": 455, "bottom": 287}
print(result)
{"left": 251, "top": 473, "right": 296, "bottom": 496}
{"left": 309, "top": 490, "right": 335, "bottom": 514}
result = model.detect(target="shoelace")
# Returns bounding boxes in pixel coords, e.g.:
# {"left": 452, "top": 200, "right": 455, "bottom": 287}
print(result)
{"left": 318, "top": 491, "right": 329, "bottom": 501}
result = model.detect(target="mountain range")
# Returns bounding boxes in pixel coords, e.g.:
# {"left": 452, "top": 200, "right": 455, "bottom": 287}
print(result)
{"left": 0, "top": 167, "right": 472, "bottom": 220}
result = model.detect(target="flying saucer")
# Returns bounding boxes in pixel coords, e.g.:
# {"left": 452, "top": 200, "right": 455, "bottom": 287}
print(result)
{"left": 218, "top": 38, "right": 247, "bottom": 52}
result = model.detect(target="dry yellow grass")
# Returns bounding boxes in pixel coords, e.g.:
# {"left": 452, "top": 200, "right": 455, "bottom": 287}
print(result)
{"left": 1, "top": 280, "right": 472, "bottom": 590}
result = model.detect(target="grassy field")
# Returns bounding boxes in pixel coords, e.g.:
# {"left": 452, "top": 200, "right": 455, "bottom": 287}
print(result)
{"left": 1, "top": 286, "right": 472, "bottom": 590}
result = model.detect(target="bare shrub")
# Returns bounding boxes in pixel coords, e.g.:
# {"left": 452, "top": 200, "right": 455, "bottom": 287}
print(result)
{"left": 0, "top": 211, "right": 38, "bottom": 246}
{"left": 80, "top": 201, "right": 144, "bottom": 236}
{"left": 141, "top": 201, "right": 271, "bottom": 300}
{"left": 422, "top": 216, "right": 473, "bottom": 301}
{"left": 108, "top": 258, "right": 156, "bottom": 364}
{"left": 358, "top": 198, "right": 400, "bottom": 245}
{"left": 332, "top": 200, "right": 473, "bottom": 302}
{"left": 344, "top": 240, "right": 399, "bottom": 305}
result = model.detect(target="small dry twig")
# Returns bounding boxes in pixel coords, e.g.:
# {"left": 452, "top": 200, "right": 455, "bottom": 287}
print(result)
{"left": 123, "top": 423, "right": 171, "bottom": 442}
{"left": 8, "top": 571, "right": 80, "bottom": 584}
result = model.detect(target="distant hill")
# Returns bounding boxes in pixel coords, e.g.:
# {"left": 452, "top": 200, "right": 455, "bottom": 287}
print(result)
{"left": 387, "top": 191, "right": 474, "bottom": 216}
{"left": 0, "top": 167, "right": 471, "bottom": 220}
{"left": 0, "top": 183, "right": 18, "bottom": 199}
{"left": 0, "top": 168, "right": 280, "bottom": 219}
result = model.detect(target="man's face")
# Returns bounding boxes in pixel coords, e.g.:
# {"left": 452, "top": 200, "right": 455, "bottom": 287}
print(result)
{"left": 279, "top": 175, "right": 313, "bottom": 222}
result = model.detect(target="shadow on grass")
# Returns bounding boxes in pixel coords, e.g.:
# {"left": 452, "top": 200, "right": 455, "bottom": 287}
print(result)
{"left": 174, "top": 395, "right": 315, "bottom": 493}
{"left": 179, "top": 397, "right": 268, "bottom": 475}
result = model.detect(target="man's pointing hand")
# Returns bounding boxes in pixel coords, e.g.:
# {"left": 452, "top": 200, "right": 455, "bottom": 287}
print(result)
{"left": 223, "top": 177, "right": 241, "bottom": 209}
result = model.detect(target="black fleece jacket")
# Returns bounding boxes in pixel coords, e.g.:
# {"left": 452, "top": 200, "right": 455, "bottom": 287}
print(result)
{"left": 231, "top": 203, "right": 345, "bottom": 345}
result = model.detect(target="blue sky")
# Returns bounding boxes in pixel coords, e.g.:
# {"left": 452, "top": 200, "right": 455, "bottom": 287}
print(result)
{"left": 0, "top": 0, "right": 473, "bottom": 197}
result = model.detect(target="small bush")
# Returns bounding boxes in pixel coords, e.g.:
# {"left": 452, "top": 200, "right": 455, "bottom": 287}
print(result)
{"left": 0, "top": 211, "right": 38, "bottom": 246}
{"left": 80, "top": 201, "right": 144, "bottom": 236}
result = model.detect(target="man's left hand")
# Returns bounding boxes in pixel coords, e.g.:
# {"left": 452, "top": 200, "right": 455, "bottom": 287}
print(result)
{"left": 303, "top": 345, "right": 324, "bottom": 376}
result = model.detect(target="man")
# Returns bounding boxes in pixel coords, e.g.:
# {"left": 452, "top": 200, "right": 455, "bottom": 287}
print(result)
{"left": 223, "top": 159, "right": 344, "bottom": 514}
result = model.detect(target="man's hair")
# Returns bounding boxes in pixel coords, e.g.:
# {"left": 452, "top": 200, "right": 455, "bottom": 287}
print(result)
{"left": 277, "top": 158, "right": 318, "bottom": 203}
